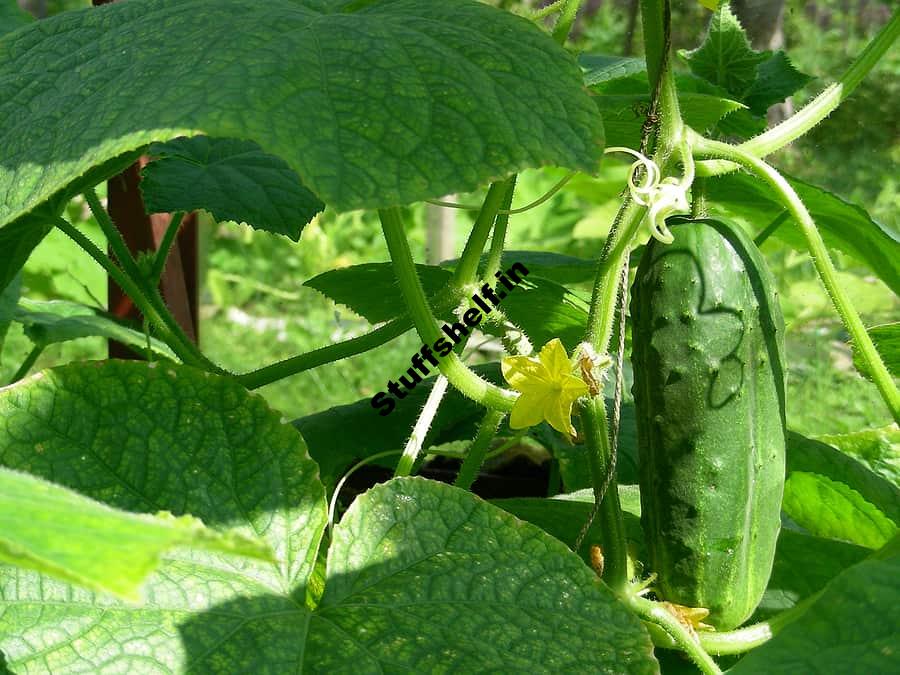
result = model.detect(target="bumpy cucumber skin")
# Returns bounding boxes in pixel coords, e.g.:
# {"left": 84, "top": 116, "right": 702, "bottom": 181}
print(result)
{"left": 631, "top": 216, "right": 786, "bottom": 631}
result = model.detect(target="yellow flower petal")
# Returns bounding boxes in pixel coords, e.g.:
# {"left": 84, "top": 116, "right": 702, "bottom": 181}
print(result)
{"left": 539, "top": 338, "right": 571, "bottom": 377}
{"left": 544, "top": 389, "right": 579, "bottom": 436}
{"left": 509, "top": 391, "right": 552, "bottom": 429}
{"left": 501, "top": 355, "right": 551, "bottom": 393}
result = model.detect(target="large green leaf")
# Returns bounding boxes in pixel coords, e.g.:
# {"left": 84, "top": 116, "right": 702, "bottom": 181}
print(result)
{"left": 816, "top": 425, "right": 899, "bottom": 487}
{"left": 0, "top": 467, "right": 272, "bottom": 600}
{"left": 0, "top": 0, "right": 602, "bottom": 229}
{"left": 443, "top": 250, "right": 598, "bottom": 286}
{"left": 0, "top": 217, "right": 51, "bottom": 294}
{"left": 307, "top": 478, "right": 656, "bottom": 673}
{"left": 14, "top": 298, "right": 177, "bottom": 359}
{"left": 732, "top": 538, "right": 900, "bottom": 674}
{"left": 786, "top": 431, "right": 900, "bottom": 525}
{"left": 305, "top": 262, "right": 590, "bottom": 350}
{"left": 853, "top": 322, "right": 900, "bottom": 380}
{"left": 141, "top": 136, "right": 324, "bottom": 240}
{"left": 743, "top": 51, "right": 812, "bottom": 116}
{"left": 782, "top": 472, "right": 897, "bottom": 549}
{"left": 706, "top": 172, "right": 900, "bottom": 295}
{"left": 756, "top": 529, "right": 868, "bottom": 618}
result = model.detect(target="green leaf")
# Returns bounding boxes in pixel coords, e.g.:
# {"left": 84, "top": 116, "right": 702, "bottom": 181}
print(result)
{"left": 756, "top": 529, "right": 868, "bottom": 618}
{"left": 443, "top": 250, "right": 598, "bottom": 285}
{"left": 590, "top": 72, "right": 745, "bottom": 148}
{"left": 853, "top": 323, "right": 900, "bottom": 379}
{"left": 141, "top": 136, "right": 324, "bottom": 241}
{"left": 732, "top": 539, "right": 900, "bottom": 674}
{"left": 492, "top": 485, "right": 644, "bottom": 566}
{"left": 815, "top": 425, "right": 899, "bottom": 487}
{"left": 0, "top": 361, "right": 329, "bottom": 672}
{"left": 0, "top": 467, "right": 272, "bottom": 601}
{"left": 680, "top": 6, "right": 768, "bottom": 98}
{"left": 13, "top": 298, "right": 177, "bottom": 359}
{"left": 706, "top": 172, "right": 900, "bottom": 295}
{"left": 579, "top": 54, "right": 646, "bottom": 86}
{"left": 0, "top": 0, "right": 603, "bottom": 230}
{"left": 0, "top": 274, "right": 19, "bottom": 359}
{"left": 743, "top": 51, "right": 813, "bottom": 115}
{"left": 782, "top": 472, "right": 897, "bottom": 549}
{"left": 309, "top": 477, "right": 657, "bottom": 673}
{"left": 306, "top": 262, "right": 591, "bottom": 351}
{"left": 0, "top": 0, "right": 32, "bottom": 38}
{"left": 786, "top": 430, "right": 900, "bottom": 525}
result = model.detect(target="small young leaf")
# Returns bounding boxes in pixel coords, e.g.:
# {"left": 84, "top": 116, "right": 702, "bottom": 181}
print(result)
{"left": 0, "top": 467, "right": 272, "bottom": 600}
{"left": 782, "top": 472, "right": 897, "bottom": 549}
{"left": 852, "top": 323, "right": 900, "bottom": 380}
{"left": 579, "top": 54, "right": 646, "bottom": 86}
{"left": 743, "top": 51, "right": 813, "bottom": 115}
{"left": 14, "top": 298, "right": 176, "bottom": 359}
{"left": 141, "top": 136, "right": 324, "bottom": 241}
{"left": 680, "top": 6, "right": 767, "bottom": 98}
{"left": 732, "top": 539, "right": 900, "bottom": 673}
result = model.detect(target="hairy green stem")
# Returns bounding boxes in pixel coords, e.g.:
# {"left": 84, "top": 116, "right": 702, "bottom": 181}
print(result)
{"left": 53, "top": 217, "right": 206, "bottom": 368}
{"left": 551, "top": 0, "right": 585, "bottom": 44}
{"left": 579, "top": 396, "right": 628, "bottom": 589}
{"left": 697, "top": 9, "right": 899, "bottom": 176}
{"left": 379, "top": 208, "right": 516, "bottom": 411}
{"left": 395, "top": 375, "right": 449, "bottom": 477}
{"left": 691, "top": 132, "right": 900, "bottom": 423}
{"left": 753, "top": 211, "right": 789, "bottom": 247}
{"left": 83, "top": 190, "right": 216, "bottom": 371}
{"left": 8, "top": 344, "right": 44, "bottom": 384}
{"left": 452, "top": 180, "right": 512, "bottom": 288}
{"left": 149, "top": 211, "right": 184, "bottom": 285}
{"left": 237, "top": 317, "right": 409, "bottom": 390}
{"left": 484, "top": 176, "right": 517, "bottom": 281}
{"left": 626, "top": 596, "right": 722, "bottom": 674}
{"left": 455, "top": 409, "right": 505, "bottom": 490}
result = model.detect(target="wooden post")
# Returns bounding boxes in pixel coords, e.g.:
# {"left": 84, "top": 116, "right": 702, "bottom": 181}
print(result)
{"left": 93, "top": 0, "right": 199, "bottom": 358}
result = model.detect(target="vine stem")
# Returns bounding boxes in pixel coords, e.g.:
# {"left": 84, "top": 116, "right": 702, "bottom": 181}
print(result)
{"left": 53, "top": 217, "right": 207, "bottom": 368}
{"left": 395, "top": 375, "right": 449, "bottom": 477}
{"left": 378, "top": 208, "right": 516, "bottom": 412}
{"left": 7, "top": 344, "right": 44, "bottom": 384}
{"left": 691, "top": 131, "right": 900, "bottom": 423}
{"left": 82, "top": 190, "right": 218, "bottom": 372}
{"left": 237, "top": 317, "right": 409, "bottom": 390}
{"left": 455, "top": 409, "right": 505, "bottom": 490}
{"left": 148, "top": 211, "right": 184, "bottom": 285}
{"left": 452, "top": 180, "right": 513, "bottom": 288}
{"left": 625, "top": 596, "right": 722, "bottom": 675}
{"left": 551, "top": 0, "right": 586, "bottom": 44}
{"left": 697, "top": 8, "right": 899, "bottom": 176}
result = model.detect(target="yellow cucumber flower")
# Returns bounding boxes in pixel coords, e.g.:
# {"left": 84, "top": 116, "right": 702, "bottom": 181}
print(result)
{"left": 501, "top": 338, "right": 589, "bottom": 436}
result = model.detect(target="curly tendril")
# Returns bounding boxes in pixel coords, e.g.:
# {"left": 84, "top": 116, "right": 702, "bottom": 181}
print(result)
{"left": 604, "top": 144, "right": 694, "bottom": 244}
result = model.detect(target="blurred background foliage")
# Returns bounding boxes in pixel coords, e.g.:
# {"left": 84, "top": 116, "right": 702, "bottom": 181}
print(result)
{"left": 3, "top": 0, "right": 897, "bottom": 437}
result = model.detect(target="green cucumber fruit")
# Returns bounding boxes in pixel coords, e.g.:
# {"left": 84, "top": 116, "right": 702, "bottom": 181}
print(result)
{"left": 631, "top": 216, "right": 786, "bottom": 630}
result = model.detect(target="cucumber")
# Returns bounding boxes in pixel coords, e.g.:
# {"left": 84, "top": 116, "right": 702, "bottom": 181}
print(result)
{"left": 630, "top": 216, "right": 786, "bottom": 630}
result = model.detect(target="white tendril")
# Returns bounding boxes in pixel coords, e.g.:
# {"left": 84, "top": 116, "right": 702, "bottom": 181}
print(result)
{"left": 604, "top": 144, "right": 694, "bottom": 244}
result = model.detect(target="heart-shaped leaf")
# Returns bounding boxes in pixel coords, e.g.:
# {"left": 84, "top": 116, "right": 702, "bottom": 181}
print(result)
{"left": 0, "top": 0, "right": 603, "bottom": 230}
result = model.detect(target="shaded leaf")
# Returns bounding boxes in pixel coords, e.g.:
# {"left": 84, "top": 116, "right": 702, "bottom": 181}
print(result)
{"left": 732, "top": 539, "right": 900, "bottom": 674}
{"left": 0, "top": 0, "right": 602, "bottom": 228}
{"left": 853, "top": 322, "right": 900, "bottom": 379}
{"left": 786, "top": 430, "right": 900, "bottom": 525}
{"left": 0, "top": 274, "right": 19, "bottom": 358}
{"left": 14, "top": 298, "right": 176, "bottom": 359}
{"left": 0, "top": 217, "right": 51, "bottom": 293}
{"left": 0, "top": 467, "right": 272, "bottom": 600}
{"left": 141, "top": 136, "right": 324, "bottom": 241}
{"left": 309, "top": 477, "right": 657, "bottom": 673}
{"left": 579, "top": 54, "right": 646, "bottom": 86}
{"left": 680, "top": 6, "right": 767, "bottom": 97}
{"left": 756, "top": 529, "right": 868, "bottom": 619}
{"left": 706, "top": 172, "right": 900, "bottom": 295}
{"left": 443, "top": 250, "right": 598, "bottom": 285}
{"left": 782, "top": 472, "right": 897, "bottom": 548}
